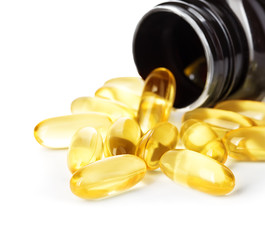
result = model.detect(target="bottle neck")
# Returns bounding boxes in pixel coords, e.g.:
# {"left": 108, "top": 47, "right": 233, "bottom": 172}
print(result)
{"left": 133, "top": 0, "right": 249, "bottom": 111}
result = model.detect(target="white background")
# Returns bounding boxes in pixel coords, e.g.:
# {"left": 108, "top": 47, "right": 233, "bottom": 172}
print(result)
{"left": 1, "top": 0, "right": 265, "bottom": 239}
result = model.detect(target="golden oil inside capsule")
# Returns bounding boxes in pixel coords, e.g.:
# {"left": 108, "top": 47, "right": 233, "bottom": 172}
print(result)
{"left": 180, "top": 119, "right": 218, "bottom": 152}
{"left": 215, "top": 100, "right": 265, "bottom": 126}
{"left": 224, "top": 126, "right": 265, "bottom": 161}
{"left": 201, "top": 139, "right": 227, "bottom": 164}
{"left": 95, "top": 86, "right": 141, "bottom": 111}
{"left": 136, "top": 122, "right": 179, "bottom": 170}
{"left": 104, "top": 117, "right": 141, "bottom": 157}
{"left": 70, "top": 155, "right": 146, "bottom": 199}
{"left": 67, "top": 127, "right": 103, "bottom": 173}
{"left": 184, "top": 57, "right": 207, "bottom": 88}
{"left": 160, "top": 149, "right": 235, "bottom": 195}
{"left": 179, "top": 119, "right": 200, "bottom": 139}
{"left": 71, "top": 96, "right": 136, "bottom": 121}
{"left": 183, "top": 108, "right": 255, "bottom": 138}
{"left": 34, "top": 113, "right": 112, "bottom": 149}
{"left": 103, "top": 77, "right": 144, "bottom": 93}
{"left": 137, "top": 68, "right": 176, "bottom": 134}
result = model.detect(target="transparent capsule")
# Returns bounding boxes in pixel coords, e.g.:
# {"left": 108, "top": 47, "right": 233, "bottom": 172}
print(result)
{"left": 137, "top": 68, "right": 176, "bottom": 134}
{"left": 34, "top": 113, "right": 112, "bottom": 149}
{"left": 95, "top": 86, "right": 141, "bottom": 111}
{"left": 67, "top": 127, "right": 103, "bottom": 173}
{"left": 183, "top": 108, "right": 255, "bottom": 138}
{"left": 215, "top": 100, "right": 265, "bottom": 126}
{"left": 224, "top": 126, "right": 265, "bottom": 161}
{"left": 160, "top": 150, "right": 235, "bottom": 195}
{"left": 104, "top": 117, "right": 141, "bottom": 157}
{"left": 103, "top": 77, "right": 144, "bottom": 93}
{"left": 180, "top": 119, "right": 218, "bottom": 152}
{"left": 70, "top": 155, "right": 146, "bottom": 199}
{"left": 71, "top": 96, "right": 136, "bottom": 121}
{"left": 179, "top": 119, "right": 200, "bottom": 138}
{"left": 136, "top": 122, "right": 179, "bottom": 170}
{"left": 201, "top": 139, "right": 227, "bottom": 164}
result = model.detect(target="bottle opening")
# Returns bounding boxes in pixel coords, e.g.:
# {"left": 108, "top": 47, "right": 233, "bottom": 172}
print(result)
{"left": 133, "top": 10, "right": 208, "bottom": 108}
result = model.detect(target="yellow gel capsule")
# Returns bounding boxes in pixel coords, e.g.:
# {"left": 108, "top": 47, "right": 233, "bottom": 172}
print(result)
{"left": 70, "top": 155, "right": 146, "bottom": 199}
{"left": 160, "top": 150, "right": 235, "bottom": 195}
{"left": 136, "top": 122, "right": 179, "bottom": 170}
{"left": 215, "top": 100, "right": 265, "bottom": 126}
{"left": 34, "top": 113, "right": 112, "bottom": 149}
{"left": 224, "top": 126, "right": 265, "bottom": 161}
{"left": 179, "top": 119, "right": 200, "bottom": 139}
{"left": 183, "top": 108, "right": 255, "bottom": 138}
{"left": 104, "top": 117, "right": 141, "bottom": 157}
{"left": 180, "top": 119, "right": 218, "bottom": 152}
{"left": 95, "top": 86, "right": 141, "bottom": 111}
{"left": 103, "top": 77, "right": 144, "bottom": 93}
{"left": 71, "top": 96, "right": 136, "bottom": 121}
{"left": 137, "top": 68, "right": 176, "bottom": 134}
{"left": 67, "top": 127, "right": 103, "bottom": 173}
{"left": 201, "top": 139, "right": 227, "bottom": 164}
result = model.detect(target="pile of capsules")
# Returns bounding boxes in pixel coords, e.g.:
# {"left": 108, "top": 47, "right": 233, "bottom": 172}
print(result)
{"left": 34, "top": 67, "right": 265, "bottom": 199}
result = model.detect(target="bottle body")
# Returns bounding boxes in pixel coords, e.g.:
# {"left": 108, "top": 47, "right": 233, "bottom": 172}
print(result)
{"left": 133, "top": 0, "right": 265, "bottom": 111}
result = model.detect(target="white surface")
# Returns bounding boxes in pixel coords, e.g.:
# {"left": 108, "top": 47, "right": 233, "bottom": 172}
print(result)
{"left": 1, "top": 1, "right": 265, "bottom": 239}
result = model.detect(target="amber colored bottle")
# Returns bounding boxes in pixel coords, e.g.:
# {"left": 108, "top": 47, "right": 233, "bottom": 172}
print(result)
{"left": 133, "top": 0, "right": 265, "bottom": 110}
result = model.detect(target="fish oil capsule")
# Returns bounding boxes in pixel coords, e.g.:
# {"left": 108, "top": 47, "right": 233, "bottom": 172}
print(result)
{"left": 201, "top": 139, "right": 227, "bottom": 164}
{"left": 137, "top": 68, "right": 176, "bottom": 134}
{"left": 71, "top": 96, "right": 136, "bottom": 121}
{"left": 34, "top": 113, "right": 112, "bottom": 149}
{"left": 136, "top": 122, "right": 179, "bottom": 170}
{"left": 183, "top": 108, "right": 255, "bottom": 138}
{"left": 67, "top": 127, "right": 103, "bottom": 173}
{"left": 95, "top": 86, "right": 141, "bottom": 111}
{"left": 215, "top": 100, "right": 265, "bottom": 126}
{"left": 179, "top": 119, "right": 200, "bottom": 138}
{"left": 224, "top": 126, "right": 265, "bottom": 161}
{"left": 103, "top": 77, "right": 144, "bottom": 93}
{"left": 104, "top": 117, "right": 141, "bottom": 157}
{"left": 180, "top": 119, "right": 218, "bottom": 152}
{"left": 180, "top": 119, "right": 227, "bottom": 163}
{"left": 70, "top": 155, "right": 146, "bottom": 199}
{"left": 160, "top": 150, "right": 235, "bottom": 195}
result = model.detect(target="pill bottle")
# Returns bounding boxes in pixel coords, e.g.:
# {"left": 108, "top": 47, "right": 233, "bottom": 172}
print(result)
{"left": 133, "top": 0, "right": 265, "bottom": 111}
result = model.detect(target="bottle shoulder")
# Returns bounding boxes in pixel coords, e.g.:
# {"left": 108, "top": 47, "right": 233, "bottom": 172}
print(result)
{"left": 219, "top": 0, "right": 265, "bottom": 97}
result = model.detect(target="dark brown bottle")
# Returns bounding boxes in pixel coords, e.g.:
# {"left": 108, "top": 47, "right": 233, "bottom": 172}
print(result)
{"left": 133, "top": 0, "right": 265, "bottom": 110}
